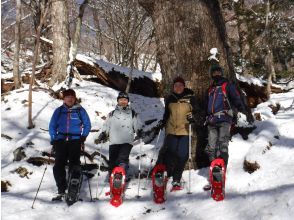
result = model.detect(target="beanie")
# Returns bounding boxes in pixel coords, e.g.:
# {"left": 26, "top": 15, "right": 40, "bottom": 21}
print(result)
{"left": 62, "top": 89, "right": 76, "bottom": 98}
{"left": 209, "top": 64, "right": 224, "bottom": 76}
{"left": 173, "top": 76, "right": 185, "bottom": 86}
{"left": 117, "top": 92, "right": 129, "bottom": 102}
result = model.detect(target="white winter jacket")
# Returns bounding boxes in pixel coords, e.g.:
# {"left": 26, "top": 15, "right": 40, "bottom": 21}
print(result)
{"left": 102, "top": 105, "right": 142, "bottom": 145}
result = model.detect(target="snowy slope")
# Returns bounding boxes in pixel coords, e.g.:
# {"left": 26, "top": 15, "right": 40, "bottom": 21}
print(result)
{"left": 1, "top": 78, "right": 294, "bottom": 220}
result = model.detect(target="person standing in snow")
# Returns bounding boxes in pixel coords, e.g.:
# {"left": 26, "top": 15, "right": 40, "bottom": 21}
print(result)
{"left": 205, "top": 64, "right": 247, "bottom": 168}
{"left": 157, "top": 76, "right": 201, "bottom": 189}
{"left": 96, "top": 91, "right": 143, "bottom": 179}
{"left": 49, "top": 89, "right": 91, "bottom": 199}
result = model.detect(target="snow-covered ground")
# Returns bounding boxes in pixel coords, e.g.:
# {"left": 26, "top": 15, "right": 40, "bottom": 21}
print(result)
{"left": 1, "top": 78, "right": 294, "bottom": 220}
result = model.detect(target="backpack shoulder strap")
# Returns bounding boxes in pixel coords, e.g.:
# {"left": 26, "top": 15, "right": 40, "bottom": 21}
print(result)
{"left": 109, "top": 110, "right": 115, "bottom": 117}
{"left": 221, "top": 82, "right": 232, "bottom": 110}
{"left": 221, "top": 82, "right": 228, "bottom": 97}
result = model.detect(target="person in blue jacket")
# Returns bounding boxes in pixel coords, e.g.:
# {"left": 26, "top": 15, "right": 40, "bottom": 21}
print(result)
{"left": 205, "top": 64, "right": 246, "bottom": 167}
{"left": 49, "top": 89, "right": 91, "bottom": 198}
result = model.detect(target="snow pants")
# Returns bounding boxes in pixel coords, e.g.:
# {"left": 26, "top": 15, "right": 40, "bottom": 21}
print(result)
{"left": 163, "top": 134, "right": 189, "bottom": 183}
{"left": 53, "top": 139, "right": 81, "bottom": 193}
{"left": 205, "top": 122, "right": 231, "bottom": 166}
{"left": 109, "top": 143, "right": 133, "bottom": 174}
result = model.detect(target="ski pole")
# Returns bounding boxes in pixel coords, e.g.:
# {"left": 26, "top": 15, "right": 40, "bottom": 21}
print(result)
{"left": 95, "top": 143, "right": 103, "bottom": 200}
{"left": 142, "top": 129, "right": 162, "bottom": 190}
{"left": 31, "top": 155, "right": 51, "bottom": 209}
{"left": 187, "top": 124, "right": 192, "bottom": 194}
{"left": 136, "top": 138, "right": 143, "bottom": 198}
{"left": 83, "top": 148, "right": 93, "bottom": 202}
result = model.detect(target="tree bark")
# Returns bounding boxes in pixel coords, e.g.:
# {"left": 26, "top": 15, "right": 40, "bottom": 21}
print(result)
{"left": 264, "top": 0, "right": 275, "bottom": 99}
{"left": 49, "top": 0, "right": 69, "bottom": 87}
{"left": 13, "top": 0, "right": 22, "bottom": 89}
{"left": 28, "top": 5, "right": 48, "bottom": 129}
{"left": 69, "top": 0, "right": 88, "bottom": 62}
{"left": 139, "top": 0, "right": 234, "bottom": 168}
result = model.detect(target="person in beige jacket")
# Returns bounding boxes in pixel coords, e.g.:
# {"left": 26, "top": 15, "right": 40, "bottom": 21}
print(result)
{"left": 157, "top": 76, "right": 201, "bottom": 188}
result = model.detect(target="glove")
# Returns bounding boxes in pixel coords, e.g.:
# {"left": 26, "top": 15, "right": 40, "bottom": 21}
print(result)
{"left": 50, "top": 140, "right": 56, "bottom": 156}
{"left": 246, "top": 112, "right": 255, "bottom": 124}
{"left": 80, "top": 136, "right": 87, "bottom": 143}
{"left": 241, "top": 109, "right": 254, "bottom": 124}
{"left": 95, "top": 132, "right": 107, "bottom": 144}
{"left": 157, "top": 120, "right": 165, "bottom": 129}
{"left": 137, "top": 129, "right": 144, "bottom": 139}
{"left": 186, "top": 113, "right": 196, "bottom": 124}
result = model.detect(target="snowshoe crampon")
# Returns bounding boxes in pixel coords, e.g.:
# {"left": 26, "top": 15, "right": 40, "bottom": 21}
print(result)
{"left": 209, "top": 158, "right": 226, "bottom": 201}
{"left": 109, "top": 166, "right": 126, "bottom": 207}
{"left": 65, "top": 165, "right": 83, "bottom": 206}
{"left": 152, "top": 164, "right": 167, "bottom": 204}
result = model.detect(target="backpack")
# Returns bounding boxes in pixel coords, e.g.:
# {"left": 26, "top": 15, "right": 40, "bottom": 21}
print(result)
{"left": 208, "top": 82, "right": 233, "bottom": 116}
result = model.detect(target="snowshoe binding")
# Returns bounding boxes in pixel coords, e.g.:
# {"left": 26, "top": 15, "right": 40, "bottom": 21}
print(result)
{"left": 152, "top": 164, "right": 168, "bottom": 204}
{"left": 209, "top": 158, "right": 226, "bottom": 201}
{"left": 170, "top": 181, "right": 183, "bottom": 192}
{"left": 65, "top": 165, "right": 83, "bottom": 206}
{"left": 52, "top": 193, "right": 65, "bottom": 202}
{"left": 108, "top": 166, "right": 126, "bottom": 207}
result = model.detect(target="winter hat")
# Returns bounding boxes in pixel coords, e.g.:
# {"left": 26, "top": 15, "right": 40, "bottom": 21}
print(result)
{"left": 209, "top": 64, "right": 223, "bottom": 76}
{"left": 173, "top": 76, "right": 185, "bottom": 86}
{"left": 62, "top": 89, "right": 76, "bottom": 98}
{"left": 117, "top": 92, "right": 129, "bottom": 102}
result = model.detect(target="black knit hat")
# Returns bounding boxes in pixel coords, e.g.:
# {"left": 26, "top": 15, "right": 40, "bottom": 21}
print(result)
{"left": 63, "top": 89, "right": 76, "bottom": 98}
{"left": 117, "top": 92, "right": 129, "bottom": 102}
{"left": 173, "top": 76, "right": 185, "bottom": 86}
{"left": 209, "top": 64, "right": 224, "bottom": 76}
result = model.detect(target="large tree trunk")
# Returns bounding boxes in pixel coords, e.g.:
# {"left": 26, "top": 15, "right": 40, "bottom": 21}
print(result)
{"left": 49, "top": 0, "right": 69, "bottom": 87}
{"left": 13, "top": 0, "right": 22, "bottom": 89}
{"left": 139, "top": 0, "right": 234, "bottom": 168}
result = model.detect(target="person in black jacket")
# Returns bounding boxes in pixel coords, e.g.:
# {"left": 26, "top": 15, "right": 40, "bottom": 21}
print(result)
{"left": 205, "top": 64, "right": 247, "bottom": 167}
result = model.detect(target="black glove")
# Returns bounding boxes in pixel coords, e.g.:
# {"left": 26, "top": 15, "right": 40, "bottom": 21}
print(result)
{"left": 50, "top": 140, "right": 56, "bottom": 156}
{"left": 95, "top": 132, "right": 107, "bottom": 144}
{"left": 80, "top": 136, "right": 87, "bottom": 143}
{"left": 246, "top": 112, "right": 254, "bottom": 124}
{"left": 157, "top": 120, "right": 165, "bottom": 129}
{"left": 137, "top": 129, "right": 144, "bottom": 139}
{"left": 186, "top": 113, "right": 196, "bottom": 124}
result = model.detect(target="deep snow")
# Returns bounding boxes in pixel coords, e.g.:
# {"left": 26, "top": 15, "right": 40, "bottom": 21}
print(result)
{"left": 1, "top": 77, "right": 294, "bottom": 220}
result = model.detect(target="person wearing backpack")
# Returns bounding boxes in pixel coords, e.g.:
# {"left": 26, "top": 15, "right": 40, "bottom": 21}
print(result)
{"left": 156, "top": 76, "right": 202, "bottom": 190}
{"left": 205, "top": 64, "right": 246, "bottom": 167}
{"left": 49, "top": 89, "right": 91, "bottom": 199}
{"left": 96, "top": 92, "right": 143, "bottom": 179}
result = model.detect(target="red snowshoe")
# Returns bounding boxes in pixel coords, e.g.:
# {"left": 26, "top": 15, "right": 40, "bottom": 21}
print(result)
{"left": 152, "top": 164, "right": 168, "bottom": 204}
{"left": 209, "top": 158, "right": 226, "bottom": 201}
{"left": 108, "top": 166, "right": 126, "bottom": 207}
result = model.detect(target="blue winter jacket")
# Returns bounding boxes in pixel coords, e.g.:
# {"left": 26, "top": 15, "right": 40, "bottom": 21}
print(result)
{"left": 49, "top": 104, "right": 91, "bottom": 142}
{"left": 207, "top": 77, "right": 244, "bottom": 124}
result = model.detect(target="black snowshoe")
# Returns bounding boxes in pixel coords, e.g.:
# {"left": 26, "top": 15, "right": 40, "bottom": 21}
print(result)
{"left": 65, "top": 165, "right": 83, "bottom": 206}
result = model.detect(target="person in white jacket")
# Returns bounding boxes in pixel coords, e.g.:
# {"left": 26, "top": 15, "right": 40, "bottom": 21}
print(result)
{"left": 96, "top": 92, "right": 143, "bottom": 177}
